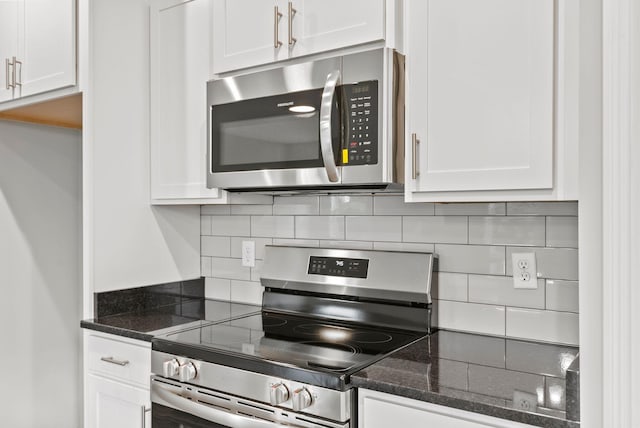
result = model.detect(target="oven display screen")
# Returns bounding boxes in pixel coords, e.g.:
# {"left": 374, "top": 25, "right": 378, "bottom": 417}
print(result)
{"left": 308, "top": 256, "right": 369, "bottom": 278}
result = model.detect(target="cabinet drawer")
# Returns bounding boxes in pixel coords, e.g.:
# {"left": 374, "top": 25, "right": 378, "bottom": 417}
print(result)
{"left": 87, "top": 333, "right": 151, "bottom": 388}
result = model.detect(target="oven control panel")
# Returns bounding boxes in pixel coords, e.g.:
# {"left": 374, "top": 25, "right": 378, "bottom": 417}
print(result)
{"left": 343, "top": 80, "right": 378, "bottom": 166}
{"left": 308, "top": 256, "right": 369, "bottom": 278}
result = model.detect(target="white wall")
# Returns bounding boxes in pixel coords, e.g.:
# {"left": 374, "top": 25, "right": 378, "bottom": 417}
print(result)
{"left": 0, "top": 121, "right": 82, "bottom": 428}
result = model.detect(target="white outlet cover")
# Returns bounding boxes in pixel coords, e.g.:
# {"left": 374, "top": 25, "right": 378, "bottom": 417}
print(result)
{"left": 512, "top": 252, "right": 537, "bottom": 289}
{"left": 241, "top": 240, "right": 255, "bottom": 267}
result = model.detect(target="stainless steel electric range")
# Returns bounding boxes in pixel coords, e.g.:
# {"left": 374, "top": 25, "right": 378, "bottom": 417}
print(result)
{"left": 151, "top": 246, "right": 434, "bottom": 428}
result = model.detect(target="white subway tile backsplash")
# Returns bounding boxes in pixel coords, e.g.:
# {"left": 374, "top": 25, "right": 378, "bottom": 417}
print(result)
{"left": 506, "top": 247, "right": 579, "bottom": 281}
{"left": 211, "top": 216, "right": 251, "bottom": 236}
{"left": 546, "top": 280, "right": 579, "bottom": 313}
{"left": 507, "top": 201, "right": 578, "bottom": 216}
{"left": 201, "top": 205, "right": 231, "bottom": 215}
{"left": 205, "top": 277, "right": 231, "bottom": 300}
{"left": 346, "top": 216, "right": 401, "bottom": 242}
{"left": 201, "top": 216, "right": 212, "bottom": 235}
{"left": 373, "top": 195, "right": 435, "bottom": 215}
{"left": 469, "top": 217, "right": 545, "bottom": 246}
{"left": 227, "top": 193, "right": 273, "bottom": 205}
{"left": 403, "top": 216, "right": 468, "bottom": 244}
{"left": 251, "top": 216, "right": 294, "bottom": 238}
{"left": 296, "top": 216, "right": 345, "bottom": 240}
{"left": 231, "top": 237, "right": 273, "bottom": 260}
{"left": 468, "top": 275, "right": 545, "bottom": 309}
{"left": 435, "top": 301, "right": 506, "bottom": 336}
{"left": 435, "top": 244, "right": 506, "bottom": 275}
{"left": 211, "top": 257, "right": 251, "bottom": 281}
{"left": 250, "top": 260, "right": 264, "bottom": 282}
{"left": 272, "top": 238, "right": 320, "bottom": 248}
{"left": 434, "top": 272, "right": 468, "bottom": 302}
{"left": 273, "top": 196, "right": 319, "bottom": 215}
{"left": 201, "top": 257, "right": 212, "bottom": 277}
{"left": 506, "top": 308, "right": 579, "bottom": 345}
{"left": 231, "top": 205, "right": 273, "bottom": 215}
{"left": 319, "top": 240, "right": 374, "bottom": 250}
{"left": 231, "top": 280, "right": 264, "bottom": 305}
{"left": 372, "top": 242, "right": 435, "bottom": 253}
{"left": 200, "top": 195, "right": 580, "bottom": 345}
{"left": 201, "top": 236, "right": 231, "bottom": 257}
{"left": 320, "top": 195, "right": 373, "bottom": 215}
{"left": 435, "top": 203, "right": 506, "bottom": 216}
{"left": 546, "top": 217, "right": 579, "bottom": 248}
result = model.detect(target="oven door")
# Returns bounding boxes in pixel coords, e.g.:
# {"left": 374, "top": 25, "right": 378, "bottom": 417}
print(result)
{"left": 151, "top": 376, "right": 349, "bottom": 428}
{"left": 207, "top": 56, "right": 343, "bottom": 191}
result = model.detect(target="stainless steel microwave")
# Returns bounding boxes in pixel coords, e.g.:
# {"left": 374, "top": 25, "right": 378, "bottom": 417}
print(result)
{"left": 207, "top": 48, "right": 404, "bottom": 193}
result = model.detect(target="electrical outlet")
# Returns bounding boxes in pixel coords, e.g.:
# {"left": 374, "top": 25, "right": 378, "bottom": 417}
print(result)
{"left": 513, "top": 390, "right": 538, "bottom": 412}
{"left": 241, "top": 241, "right": 255, "bottom": 267}
{"left": 512, "top": 252, "right": 537, "bottom": 289}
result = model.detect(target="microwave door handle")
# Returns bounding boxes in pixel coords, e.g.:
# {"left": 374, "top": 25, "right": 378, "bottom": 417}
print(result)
{"left": 319, "top": 70, "right": 340, "bottom": 183}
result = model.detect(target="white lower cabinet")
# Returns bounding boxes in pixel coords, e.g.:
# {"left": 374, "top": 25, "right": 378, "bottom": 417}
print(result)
{"left": 358, "top": 389, "right": 536, "bottom": 428}
{"left": 86, "top": 374, "right": 151, "bottom": 428}
{"left": 84, "top": 331, "right": 152, "bottom": 428}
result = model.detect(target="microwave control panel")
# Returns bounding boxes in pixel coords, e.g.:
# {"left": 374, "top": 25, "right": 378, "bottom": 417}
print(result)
{"left": 343, "top": 81, "right": 378, "bottom": 165}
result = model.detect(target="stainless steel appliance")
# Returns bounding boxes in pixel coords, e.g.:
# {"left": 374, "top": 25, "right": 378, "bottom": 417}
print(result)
{"left": 207, "top": 48, "right": 405, "bottom": 193}
{"left": 151, "top": 246, "right": 434, "bottom": 428}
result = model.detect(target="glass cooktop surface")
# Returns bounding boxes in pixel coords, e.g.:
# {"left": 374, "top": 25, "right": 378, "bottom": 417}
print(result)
{"left": 160, "top": 312, "right": 424, "bottom": 374}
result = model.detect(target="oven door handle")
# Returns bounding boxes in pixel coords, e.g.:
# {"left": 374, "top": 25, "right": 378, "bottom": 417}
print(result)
{"left": 152, "top": 380, "right": 281, "bottom": 428}
{"left": 319, "top": 69, "right": 340, "bottom": 183}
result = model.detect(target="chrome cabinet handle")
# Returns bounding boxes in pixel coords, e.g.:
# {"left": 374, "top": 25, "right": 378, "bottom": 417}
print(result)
{"left": 100, "top": 356, "right": 130, "bottom": 366}
{"left": 411, "top": 133, "right": 420, "bottom": 180}
{"left": 5, "top": 58, "right": 12, "bottom": 90}
{"left": 288, "top": 2, "right": 297, "bottom": 46}
{"left": 274, "top": 6, "right": 283, "bottom": 48}
{"left": 141, "top": 405, "right": 150, "bottom": 428}
{"left": 14, "top": 58, "right": 22, "bottom": 88}
{"left": 319, "top": 70, "right": 341, "bottom": 183}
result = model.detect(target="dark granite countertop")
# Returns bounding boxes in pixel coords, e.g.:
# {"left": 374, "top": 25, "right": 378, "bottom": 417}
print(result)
{"left": 352, "top": 330, "right": 580, "bottom": 428}
{"left": 81, "top": 299, "right": 261, "bottom": 341}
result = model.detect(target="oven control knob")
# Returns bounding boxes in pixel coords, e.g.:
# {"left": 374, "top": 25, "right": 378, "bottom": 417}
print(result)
{"left": 269, "top": 383, "right": 290, "bottom": 406}
{"left": 162, "top": 359, "right": 180, "bottom": 378}
{"left": 292, "top": 387, "right": 313, "bottom": 411}
{"left": 179, "top": 361, "right": 197, "bottom": 382}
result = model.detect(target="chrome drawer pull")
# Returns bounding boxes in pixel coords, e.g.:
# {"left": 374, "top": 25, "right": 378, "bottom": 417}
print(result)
{"left": 100, "top": 356, "right": 130, "bottom": 366}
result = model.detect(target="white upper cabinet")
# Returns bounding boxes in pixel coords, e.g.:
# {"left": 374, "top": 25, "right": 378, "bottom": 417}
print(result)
{"left": 212, "top": 0, "right": 287, "bottom": 74}
{"left": 0, "top": 1, "right": 19, "bottom": 102}
{"left": 288, "top": 0, "right": 385, "bottom": 59}
{"left": 0, "top": 0, "right": 75, "bottom": 103}
{"left": 150, "top": 0, "right": 226, "bottom": 204}
{"left": 405, "top": 0, "right": 579, "bottom": 202}
{"left": 212, "top": 0, "right": 385, "bottom": 74}
{"left": 18, "top": 0, "right": 76, "bottom": 97}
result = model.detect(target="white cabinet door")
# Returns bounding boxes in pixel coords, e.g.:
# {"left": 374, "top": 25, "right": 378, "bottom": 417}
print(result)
{"left": 288, "top": 0, "right": 384, "bottom": 59}
{"left": 359, "top": 389, "right": 536, "bottom": 428}
{"left": 17, "top": 0, "right": 76, "bottom": 97}
{"left": 0, "top": 0, "right": 19, "bottom": 102}
{"left": 86, "top": 373, "right": 150, "bottom": 428}
{"left": 150, "top": 0, "right": 225, "bottom": 204}
{"left": 405, "top": 0, "right": 556, "bottom": 199}
{"left": 212, "top": 0, "right": 286, "bottom": 74}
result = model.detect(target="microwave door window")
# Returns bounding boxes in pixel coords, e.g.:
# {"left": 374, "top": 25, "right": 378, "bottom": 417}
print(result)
{"left": 211, "top": 87, "right": 340, "bottom": 173}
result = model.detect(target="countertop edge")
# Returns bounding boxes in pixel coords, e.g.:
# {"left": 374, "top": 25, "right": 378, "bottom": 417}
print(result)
{"left": 80, "top": 320, "right": 154, "bottom": 342}
{"left": 351, "top": 378, "right": 580, "bottom": 428}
